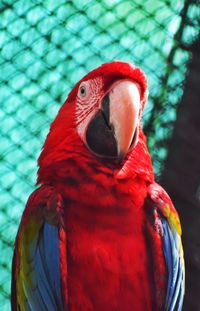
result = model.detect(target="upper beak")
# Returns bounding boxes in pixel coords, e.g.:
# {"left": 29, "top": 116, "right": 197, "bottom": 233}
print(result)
{"left": 108, "top": 80, "right": 141, "bottom": 162}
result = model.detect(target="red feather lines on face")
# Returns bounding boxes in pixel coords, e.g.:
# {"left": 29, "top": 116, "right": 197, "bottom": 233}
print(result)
{"left": 75, "top": 105, "right": 95, "bottom": 126}
{"left": 75, "top": 77, "right": 104, "bottom": 127}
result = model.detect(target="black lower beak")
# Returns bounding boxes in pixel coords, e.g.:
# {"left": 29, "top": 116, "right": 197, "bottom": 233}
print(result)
{"left": 86, "top": 94, "right": 118, "bottom": 158}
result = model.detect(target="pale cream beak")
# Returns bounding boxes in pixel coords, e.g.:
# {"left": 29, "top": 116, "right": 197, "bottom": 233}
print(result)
{"left": 109, "top": 80, "right": 141, "bottom": 161}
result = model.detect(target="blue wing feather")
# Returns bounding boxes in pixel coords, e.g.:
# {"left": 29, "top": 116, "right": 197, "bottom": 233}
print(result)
{"left": 42, "top": 222, "right": 63, "bottom": 310}
{"left": 25, "top": 285, "right": 47, "bottom": 311}
{"left": 23, "top": 222, "right": 63, "bottom": 311}
{"left": 177, "top": 270, "right": 185, "bottom": 311}
{"left": 161, "top": 218, "right": 185, "bottom": 311}
{"left": 35, "top": 238, "right": 58, "bottom": 310}
{"left": 170, "top": 260, "right": 182, "bottom": 310}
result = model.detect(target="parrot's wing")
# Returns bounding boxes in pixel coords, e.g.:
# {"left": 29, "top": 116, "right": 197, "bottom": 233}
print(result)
{"left": 147, "top": 182, "right": 185, "bottom": 311}
{"left": 11, "top": 186, "right": 67, "bottom": 311}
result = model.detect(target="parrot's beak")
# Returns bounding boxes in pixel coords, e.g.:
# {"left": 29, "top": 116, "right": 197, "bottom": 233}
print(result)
{"left": 108, "top": 80, "right": 140, "bottom": 162}
{"left": 86, "top": 80, "right": 141, "bottom": 161}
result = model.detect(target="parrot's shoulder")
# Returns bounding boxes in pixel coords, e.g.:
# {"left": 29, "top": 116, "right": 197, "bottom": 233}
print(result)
{"left": 147, "top": 181, "right": 181, "bottom": 235}
{"left": 19, "top": 185, "right": 64, "bottom": 228}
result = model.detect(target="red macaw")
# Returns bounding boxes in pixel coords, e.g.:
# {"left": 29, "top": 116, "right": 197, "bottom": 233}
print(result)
{"left": 11, "top": 61, "right": 185, "bottom": 311}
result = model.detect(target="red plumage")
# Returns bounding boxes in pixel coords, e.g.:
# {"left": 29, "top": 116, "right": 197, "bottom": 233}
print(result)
{"left": 12, "top": 61, "right": 184, "bottom": 311}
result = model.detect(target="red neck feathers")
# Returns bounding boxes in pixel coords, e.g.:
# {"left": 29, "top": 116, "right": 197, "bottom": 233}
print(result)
{"left": 37, "top": 104, "right": 154, "bottom": 186}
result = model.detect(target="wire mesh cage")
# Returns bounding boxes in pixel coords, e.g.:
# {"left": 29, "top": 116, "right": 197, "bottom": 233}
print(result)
{"left": 0, "top": 0, "right": 199, "bottom": 309}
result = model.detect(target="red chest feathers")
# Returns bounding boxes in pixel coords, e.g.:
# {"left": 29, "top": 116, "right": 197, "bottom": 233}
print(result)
{"left": 55, "top": 164, "right": 163, "bottom": 311}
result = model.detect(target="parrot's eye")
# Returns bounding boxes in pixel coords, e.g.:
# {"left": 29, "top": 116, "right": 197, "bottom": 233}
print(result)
{"left": 78, "top": 83, "right": 87, "bottom": 98}
{"left": 80, "top": 86, "right": 85, "bottom": 95}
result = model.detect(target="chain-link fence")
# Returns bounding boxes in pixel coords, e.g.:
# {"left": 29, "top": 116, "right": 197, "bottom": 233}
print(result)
{"left": 0, "top": 0, "right": 199, "bottom": 309}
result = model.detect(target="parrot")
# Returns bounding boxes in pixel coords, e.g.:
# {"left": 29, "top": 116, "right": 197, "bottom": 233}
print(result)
{"left": 11, "top": 61, "right": 185, "bottom": 311}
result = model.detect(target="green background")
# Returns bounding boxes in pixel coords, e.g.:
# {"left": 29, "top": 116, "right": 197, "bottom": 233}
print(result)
{"left": 0, "top": 0, "right": 199, "bottom": 309}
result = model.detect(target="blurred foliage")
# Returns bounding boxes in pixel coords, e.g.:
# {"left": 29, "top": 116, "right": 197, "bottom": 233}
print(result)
{"left": 0, "top": 0, "right": 199, "bottom": 309}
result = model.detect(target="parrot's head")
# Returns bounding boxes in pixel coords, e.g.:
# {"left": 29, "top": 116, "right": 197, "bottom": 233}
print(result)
{"left": 74, "top": 62, "right": 148, "bottom": 162}
{"left": 38, "top": 61, "right": 153, "bottom": 183}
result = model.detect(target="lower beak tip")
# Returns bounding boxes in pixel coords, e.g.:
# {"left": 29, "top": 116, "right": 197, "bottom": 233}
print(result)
{"left": 117, "top": 151, "right": 125, "bottom": 163}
